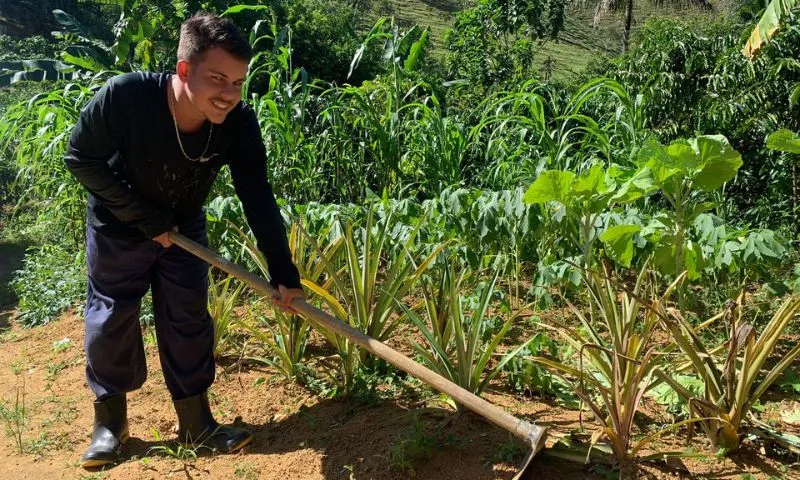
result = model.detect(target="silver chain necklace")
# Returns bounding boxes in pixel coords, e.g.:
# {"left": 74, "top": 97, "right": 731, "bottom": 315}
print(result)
{"left": 168, "top": 78, "right": 216, "bottom": 163}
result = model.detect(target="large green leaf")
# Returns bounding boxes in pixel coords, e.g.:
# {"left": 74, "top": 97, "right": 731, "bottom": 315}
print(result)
{"left": 641, "top": 141, "right": 682, "bottom": 184}
{"left": 349, "top": 17, "right": 389, "bottom": 79}
{"left": 693, "top": 136, "right": 743, "bottom": 191}
{"left": 523, "top": 170, "right": 576, "bottom": 205}
{"left": 612, "top": 167, "right": 657, "bottom": 204}
{"left": 221, "top": 4, "right": 270, "bottom": 16}
{"left": 743, "top": 0, "right": 798, "bottom": 59}
{"left": 61, "top": 46, "right": 111, "bottom": 72}
{"left": 573, "top": 163, "right": 606, "bottom": 196}
{"left": 600, "top": 224, "right": 641, "bottom": 267}
{"left": 404, "top": 27, "right": 430, "bottom": 71}
{"left": 666, "top": 140, "right": 699, "bottom": 171}
{"left": 53, "top": 9, "right": 91, "bottom": 39}
{"left": 654, "top": 242, "right": 678, "bottom": 275}
{"left": 767, "top": 129, "right": 800, "bottom": 154}
{"left": 0, "top": 59, "right": 74, "bottom": 86}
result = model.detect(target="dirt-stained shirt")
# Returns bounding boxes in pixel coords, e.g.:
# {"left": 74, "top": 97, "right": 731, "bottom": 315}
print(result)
{"left": 65, "top": 72, "right": 300, "bottom": 289}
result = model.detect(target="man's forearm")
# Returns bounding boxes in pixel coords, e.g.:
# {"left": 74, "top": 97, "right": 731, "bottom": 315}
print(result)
{"left": 65, "top": 151, "right": 173, "bottom": 238}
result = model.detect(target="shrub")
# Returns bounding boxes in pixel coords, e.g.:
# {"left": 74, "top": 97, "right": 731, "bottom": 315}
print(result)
{"left": 11, "top": 244, "right": 85, "bottom": 328}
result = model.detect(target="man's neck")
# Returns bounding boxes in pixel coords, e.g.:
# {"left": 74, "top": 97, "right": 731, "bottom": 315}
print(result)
{"left": 169, "top": 75, "right": 206, "bottom": 134}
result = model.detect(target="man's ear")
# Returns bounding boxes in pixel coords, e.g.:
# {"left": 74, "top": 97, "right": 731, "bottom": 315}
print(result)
{"left": 176, "top": 59, "right": 191, "bottom": 81}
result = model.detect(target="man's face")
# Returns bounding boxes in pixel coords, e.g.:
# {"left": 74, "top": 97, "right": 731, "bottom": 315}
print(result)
{"left": 182, "top": 47, "right": 249, "bottom": 124}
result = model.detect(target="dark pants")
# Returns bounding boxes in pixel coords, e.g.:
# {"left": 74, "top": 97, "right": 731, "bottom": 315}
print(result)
{"left": 84, "top": 215, "right": 214, "bottom": 401}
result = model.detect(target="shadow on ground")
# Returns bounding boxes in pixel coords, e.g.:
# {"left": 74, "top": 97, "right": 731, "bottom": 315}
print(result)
{"left": 0, "top": 241, "right": 28, "bottom": 328}
{"left": 85, "top": 397, "right": 606, "bottom": 480}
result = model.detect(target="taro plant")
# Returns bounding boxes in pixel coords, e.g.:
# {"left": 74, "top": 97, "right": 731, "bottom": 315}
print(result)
{"left": 605, "top": 135, "right": 743, "bottom": 281}
{"left": 532, "top": 265, "right": 699, "bottom": 472}
{"left": 401, "top": 257, "right": 533, "bottom": 397}
{"left": 655, "top": 293, "right": 800, "bottom": 453}
{"left": 524, "top": 160, "right": 655, "bottom": 272}
{"left": 207, "top": 272, "right": 246, "bottom": 360}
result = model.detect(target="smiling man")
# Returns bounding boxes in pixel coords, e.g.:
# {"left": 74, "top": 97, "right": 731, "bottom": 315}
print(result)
{"left": 65, "top": 13, "right": 304, "bottom": 467}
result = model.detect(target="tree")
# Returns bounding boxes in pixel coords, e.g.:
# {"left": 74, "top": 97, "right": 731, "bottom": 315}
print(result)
{"left": 444, "top": 0, "right": 567, "bottom": 90}
{"left": 585, "top": 0, "right": 713, "bottom": 52}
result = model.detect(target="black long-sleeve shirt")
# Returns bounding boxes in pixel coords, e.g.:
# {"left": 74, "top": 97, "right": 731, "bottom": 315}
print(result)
{"left": 65, "top": 72, "right": 300, "bottom": 289}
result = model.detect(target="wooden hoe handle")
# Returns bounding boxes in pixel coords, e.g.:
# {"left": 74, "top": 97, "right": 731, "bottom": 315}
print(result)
{"left": 169, "top": 231, "right": 547, "bottom": 452}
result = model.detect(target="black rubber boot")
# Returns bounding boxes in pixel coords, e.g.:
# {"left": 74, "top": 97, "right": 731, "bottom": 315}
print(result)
{"left": 173, "top": 392, "right": 252, "bottom": 453}
{"left": 80, "top": 394, "right": 129, "bottom": 468}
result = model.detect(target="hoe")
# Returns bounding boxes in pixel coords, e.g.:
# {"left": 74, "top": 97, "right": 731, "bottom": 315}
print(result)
{"left": 170, "top": 231, "right": 547, "bottom": 479}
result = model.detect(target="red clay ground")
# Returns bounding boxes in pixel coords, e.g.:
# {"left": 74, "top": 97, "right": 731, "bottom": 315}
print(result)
{"left": 0, "top": 311, "right": 796, "bottom": 480}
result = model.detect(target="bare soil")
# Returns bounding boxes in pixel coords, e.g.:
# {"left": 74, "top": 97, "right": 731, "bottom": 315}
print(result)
{"left": 0, "top": 312, "right": 795, "bottom": 480}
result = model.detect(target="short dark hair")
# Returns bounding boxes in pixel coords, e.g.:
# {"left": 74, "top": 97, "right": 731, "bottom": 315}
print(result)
{"left": 178, "top": 12, "right": 253, "bottom": 64}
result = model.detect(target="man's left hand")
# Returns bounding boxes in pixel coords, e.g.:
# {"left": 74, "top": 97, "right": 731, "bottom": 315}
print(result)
{"left": 271, "top": 284, "right": 304, "bottom": 314}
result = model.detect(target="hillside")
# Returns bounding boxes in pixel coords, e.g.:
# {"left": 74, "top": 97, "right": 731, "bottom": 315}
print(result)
{"left": 382, "top": 0, "right": 733, "bottom": 78}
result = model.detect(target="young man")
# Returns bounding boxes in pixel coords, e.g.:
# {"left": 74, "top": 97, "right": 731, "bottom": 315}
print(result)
{"left": 65, "top": 13, "right": 304, "bottom": 467}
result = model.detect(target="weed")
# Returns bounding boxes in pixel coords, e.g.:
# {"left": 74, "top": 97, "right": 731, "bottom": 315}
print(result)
{"left": 142, "top": 325, "right": 157, "bottom": 348}
{"left": 24, "top": 431, "right": 58, "bottom": 455}
{"left": 0, "top": 329, "right": 19, "bottom": 343}
{"left": 139, "top": 456, "right": 157, "bottom": 471}
{"left": 148, "top": 428, "right": 201, "bottom": 466}
{"left": 45, "top": 361, "right": 68, "bottom": 381}
{"left": 77, "top": 472, "right": 108, "bottom": 480}
{"left": 147, "top": 428, "right": 213, "bottom": 477}
{"left": 0, "top": 375, "right": 27, "bottom": 453}
{"left": 484, "top": 437, "right": 524, "bottom": 467}
{"left": 233, "top": 461, "right": 259, "bottom": 479}
{"left": 386, "top": 416, "right": 438, "bottom": 476}
{"left": 9, "top": 355, "right": 24, "bottom": 375}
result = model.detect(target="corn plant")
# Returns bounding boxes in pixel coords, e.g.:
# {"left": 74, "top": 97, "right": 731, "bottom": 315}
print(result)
{"left": 207, "top": 272, "right": 246, "bottom": 360}
{"left": 471, "top": 78, "right": 642, "bottom": 175}
{"left": 0, "top": 81, "right": 103, "bottom": 245}
{"left": 655, "top": 293, "right": 800, "bottom": 452}
{"left": 532, "top": 265, "right": 697, "bottom": 471}
{"left": 402, "top": 96, "right": 468, "bottom": 197}
{"left": 246, "top": 20, "right": 327, "bottom": 204}
{"left": 402, "top": 257, "right": 532, "bottom": 396}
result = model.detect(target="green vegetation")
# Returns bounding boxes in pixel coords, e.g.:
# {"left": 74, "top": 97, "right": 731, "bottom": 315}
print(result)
{"left": 2, "top": 0, "right": 800, "bottom": 477}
